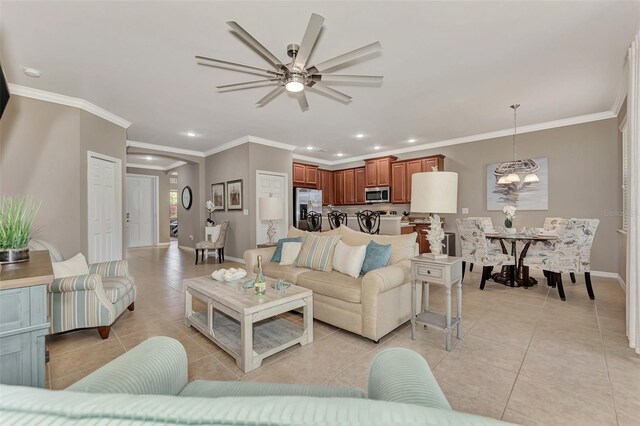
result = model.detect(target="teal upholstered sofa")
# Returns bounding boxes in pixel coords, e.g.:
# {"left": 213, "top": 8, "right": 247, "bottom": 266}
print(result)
{"left": 0, "top": 337, "right": 505, "bottom": 425}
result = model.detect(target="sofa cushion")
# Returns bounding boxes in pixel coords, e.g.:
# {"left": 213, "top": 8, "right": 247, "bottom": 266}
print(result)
{"left": 102, "top": 276, "right": 135, "bottom": 304}
{"left": 180, "top": 380, "right": 365, "bottom": 399}
{"left": 293, "top": 233, "right": 342, "bottom": 272}
{"left": 262, "top": 262, "right": 309, "bottom": 284}
{"left": 333, "top": 241, "right": 366, "bottom": 278}
{"left": 287, "top": 225, "right": 341, "bottom": 239}
{"left": 338, "top": 225, "right": 417, "bottom": 264}
{"left": 271, "top": 237, "right": 302, "bottom": 263}
{"left": 297, "top": 270, "right": 362, "bottom": 303}
{"left": 361, "top": 241, "right": 393, "bottom": 275}
{"left": 279, "top": 242, "right": 302, "bottom": 266}
{"left": 52, "top": 253, "right": 90, "bottom": 279}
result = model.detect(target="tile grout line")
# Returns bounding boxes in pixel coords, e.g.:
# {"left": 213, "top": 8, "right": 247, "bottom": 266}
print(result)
{"left": 594, "top": 297, "right": 621, "bottom": 425}
{"left": 499, "top": 283, "right": 549, "bottom": 420}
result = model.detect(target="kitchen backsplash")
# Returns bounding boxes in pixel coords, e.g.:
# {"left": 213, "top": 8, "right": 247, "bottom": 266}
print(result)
{"left": 322, "top": 203, "right": 429, "bottom": 219}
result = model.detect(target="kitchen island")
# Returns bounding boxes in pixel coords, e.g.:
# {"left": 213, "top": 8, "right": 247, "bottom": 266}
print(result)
{"left": 322, "top": 215, "right": 403, "bottom": 235}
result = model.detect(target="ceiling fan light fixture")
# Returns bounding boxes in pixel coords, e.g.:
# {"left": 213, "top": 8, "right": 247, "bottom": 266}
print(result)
{"left": 285, "top": 74, "right": 305, "bottom": 92}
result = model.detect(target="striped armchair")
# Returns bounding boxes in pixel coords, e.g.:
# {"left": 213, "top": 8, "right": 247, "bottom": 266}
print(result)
{"left": 28, "top": 239, "right": 136, "bottom": 339}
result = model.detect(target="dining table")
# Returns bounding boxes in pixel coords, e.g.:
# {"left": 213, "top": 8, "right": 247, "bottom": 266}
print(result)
{"left": 485, "top": 231, "right": 558, "bottom": 287}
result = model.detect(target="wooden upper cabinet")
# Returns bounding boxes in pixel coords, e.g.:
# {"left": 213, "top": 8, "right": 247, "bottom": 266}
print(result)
{"left": 343, "top": 169, "right": 355, "bottom": 205}
{"left": 319, "top": 170, "right": 334, "bottom": 206}
{"left": 365, "top": 156, "right": 397, "bottom": 187}
{"left": 354, "top": 168, "right": 366, "bottom": 204}
{"left": 391, "top": 162, "right": 406, "bottom": 203}
{"left": 421, "top": 155, "right": 445, "bottom": 173}
{"left": 405, "top": 159, "right": 423, "bottom": 203}
{"left": 292, "top": 162, "right": 319, "bottom": 188}
{"left": 333, "top": 170, "right": 344, "bottom": 205}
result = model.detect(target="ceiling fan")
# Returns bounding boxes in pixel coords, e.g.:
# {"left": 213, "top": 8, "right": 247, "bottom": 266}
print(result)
{"left": 196, "top": 13, "right": 383, "bottom": 112}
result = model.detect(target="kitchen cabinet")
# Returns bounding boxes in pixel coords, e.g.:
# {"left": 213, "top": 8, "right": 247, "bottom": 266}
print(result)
{"left": 405, "top": 159, "right": 423, "bottom": 203}
{"left": 333, "top": 170, "right": 344, "bottom": 205}
{"left": 365, "top": 156, "right": 397, "bottom": 187}
{"left": 355, "top": 168, "right": 366, "bottom": 204}
{"left": 292, "top": 162, "right": 319, "bottom": 188}
{"left": 401, "top": 225, "right": 416, "bottom": 235}
{"left": 318, "top": 170, "right": 334, "bottom": 206}
{"left": 391, "top": 162, "right": 406, "bottom": 203}
{"left": 343, "top": 169, "right": 355, "bottom": 205}
{"left": 421, "top": 155, "right": 445, "bottom": 173}
{"left": 415, "top": 223, "right": 432, "bottom": 254}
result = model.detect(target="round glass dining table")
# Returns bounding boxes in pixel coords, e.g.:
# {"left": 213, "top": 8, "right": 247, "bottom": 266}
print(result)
{"left": 485, "top": 232, "right": 558, "bottom": 287}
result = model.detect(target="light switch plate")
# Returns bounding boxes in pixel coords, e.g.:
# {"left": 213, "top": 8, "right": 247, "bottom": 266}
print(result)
{"left": 462, "top": 208, "right": 469, "bottom": 214}
{"left": 243, "top": 209, "right": 249, "bottom": 216}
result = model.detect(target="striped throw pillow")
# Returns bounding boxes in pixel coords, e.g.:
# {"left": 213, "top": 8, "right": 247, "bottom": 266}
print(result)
{"left": 293, "top": 233, "right": 343, "bottom": 272}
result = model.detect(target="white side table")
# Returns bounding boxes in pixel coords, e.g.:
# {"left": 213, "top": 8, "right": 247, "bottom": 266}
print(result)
{"left": 410, "top": 255, "right": 463, "bottom": 351}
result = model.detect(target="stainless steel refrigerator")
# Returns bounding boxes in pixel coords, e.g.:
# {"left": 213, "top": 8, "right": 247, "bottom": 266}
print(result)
{"left": 294, "top": 188, "right": 323, "bottom": 230}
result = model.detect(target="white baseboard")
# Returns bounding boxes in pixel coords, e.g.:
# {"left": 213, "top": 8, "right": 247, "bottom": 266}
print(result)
{"left": 178, "top": 245, "right": 195, "bottom": 253}
{"left": 157, "top": 242, "right": 170, "bottom": 247}
{"left": 590, "top": 271, "right": 626, "bottom": 291}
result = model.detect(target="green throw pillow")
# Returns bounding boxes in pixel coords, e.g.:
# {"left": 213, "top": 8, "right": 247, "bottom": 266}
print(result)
{"left": 271, "top": 237, "right": 302, "bottom": 263}
{"left": 361, "top": 240, "right": 392, "bottom": 274}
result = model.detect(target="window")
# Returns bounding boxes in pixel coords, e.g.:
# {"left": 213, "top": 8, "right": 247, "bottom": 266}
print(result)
{"left": 169, "top": 190, "right": 178, "bottom": 219}
{"left": 621, "top": 119, "right": 629, "bottom": 232}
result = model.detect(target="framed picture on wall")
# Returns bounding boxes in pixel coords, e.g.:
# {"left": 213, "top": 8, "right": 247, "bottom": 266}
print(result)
{"left": 486, "top": 157, "right": 549, "bottom": 210}
{"left": 227, "top": 179, "right": 243, "bottom": 210}
{"left": 211, "top": 182, "right": 225, "bottom": 210}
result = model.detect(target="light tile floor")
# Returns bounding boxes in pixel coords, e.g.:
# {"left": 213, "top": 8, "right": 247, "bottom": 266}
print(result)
{"left": 45, "top": 242, "right": 639, "bottom": 425}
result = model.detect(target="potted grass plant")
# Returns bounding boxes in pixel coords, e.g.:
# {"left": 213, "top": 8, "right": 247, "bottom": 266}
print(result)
{"left": 0, "top": 196, "right": 41, "bottom": 264}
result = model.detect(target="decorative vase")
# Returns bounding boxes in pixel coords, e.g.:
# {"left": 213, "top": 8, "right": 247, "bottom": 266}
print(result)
{"left": 0, "top": 247, "right": 30, "bottom": 264}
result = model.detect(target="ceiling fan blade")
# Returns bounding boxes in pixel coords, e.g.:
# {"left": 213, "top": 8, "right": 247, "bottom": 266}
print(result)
{"left": 227, "top": 21, "right": 285, "bottom": 69}
{"left": 311, "top": 74, "right": 383, "bottom": 83}
{"left": 217, "top": 79, "right": 280, "bottom": 90}
{"left": 296, "top": 92, "right": 309, "bottom": 112}
{"left": 293, "top": 13, "right": 324, "bottom": 71}
{"left": 196, "top": 56, "right": 281, "bottom": 77}
{"left": 307, "top": 41, "right": 381, "bottom": 73}
{"left": 256, "top": 86, "right": 285, "bottom": 107}
{"left": 308, "top": 82, "right": 352, "bottom": 103}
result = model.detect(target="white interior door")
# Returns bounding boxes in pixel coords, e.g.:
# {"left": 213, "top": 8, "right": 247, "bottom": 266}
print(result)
{"left": 88, "top": 154, "right": 122, "bottom": 263}
{"left": 256, "top": 171, "right": 288, "bottom": 245}
{"left": 126, "top": 174, "right": 156, "bottom": 248}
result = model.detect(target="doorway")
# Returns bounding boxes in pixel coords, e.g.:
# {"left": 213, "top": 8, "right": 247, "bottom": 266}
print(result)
{"left": 126, "top": 174, "right": 158, "bottom": 248}
{"left": 256, "top": 170, "right": 288, "bottom": 245}
{"left": 87, "top": 152, "right": 122, "bottom": 263}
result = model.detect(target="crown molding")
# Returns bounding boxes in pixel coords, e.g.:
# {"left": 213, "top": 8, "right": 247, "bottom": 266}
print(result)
{"left": 166, "top": 160, "right": 187, "bottom": 170}
{"left": 612, "top": 78, "right": 627, "bottom": 116}
{"left": 292, "top": 154, "right": 334, "bottom": 165}
{"left": 300, "top": 110, "right": 617, "bottom": 166}
{"left": 126, "top": 140, "right": 205, "bottom": 157}
{"left": 202, "top": 135, "right": 297, "bottom": 157}
{"left": 8, "top": 84, "right": 131, "bottom": 129}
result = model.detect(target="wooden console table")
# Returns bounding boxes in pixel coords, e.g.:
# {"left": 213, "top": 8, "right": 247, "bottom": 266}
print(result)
{"left": 0, "top": 251, "right": 52, "bottom": 387}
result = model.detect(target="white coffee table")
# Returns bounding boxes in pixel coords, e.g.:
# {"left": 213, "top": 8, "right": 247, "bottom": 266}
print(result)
{"left": 184, "top": 273, "right": 313, "bottom": 373}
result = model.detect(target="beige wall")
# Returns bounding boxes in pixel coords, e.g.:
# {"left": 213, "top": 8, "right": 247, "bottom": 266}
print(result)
{"left": 306, "top": 118, "right": 622, "bottom": 274}
{"left": 126, "top": 167, "right": 171, "bottom": 244}
{"left": 0, "top": 96, "right": 128, "bottom": 260}
{"left": 204, "top": 143, "right": 250, "bottom": 259}
{"left": 176, "top": 162, "right": 202, "bottom": 249}
{"left": 0, "top": 96, "right": 82, "bottom": 258}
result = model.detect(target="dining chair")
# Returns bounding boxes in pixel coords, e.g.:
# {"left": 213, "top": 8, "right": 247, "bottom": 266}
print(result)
{"left": 356, "top": 210, "right": 381, "bottom": 234}
{"left": 541, "top": 217, "right": 576, "bottom": 283}
{"left": 195, "top": 220, "right": 229, "bottom": 265}
{"left": 523, "top": 218, "right": 599, "bottom": 301}
{"left": 306, "top": 211, "right": 322, "bottom": 232}
{"left": 456, "top": 218, "right": 516, "bottom": 288}
{"left": 327, "top": 211, "right": 348, "bottom": 230}
{"left": 465, "top": 217, "right": 499, "bottom": 272}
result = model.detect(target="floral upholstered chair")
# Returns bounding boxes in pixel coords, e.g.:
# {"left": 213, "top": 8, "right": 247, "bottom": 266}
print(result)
{"left": 456, "top": 218, "right": 516, "bottom": 288}
{"left": 195, "top": 220, "right": 229, "bottom": 265}
{"left": 28, "top": 239, "right": 136, "bottom": 339}
{"left": 523, "top": 218, "right": 599, "bottom": 301}
{"left": 465, "top": 217, "right": 501, "bottom": 273}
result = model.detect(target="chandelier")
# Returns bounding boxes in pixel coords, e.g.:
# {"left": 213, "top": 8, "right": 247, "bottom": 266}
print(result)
{"left": 497, "top": 104, "right": 540, "bottom": 185}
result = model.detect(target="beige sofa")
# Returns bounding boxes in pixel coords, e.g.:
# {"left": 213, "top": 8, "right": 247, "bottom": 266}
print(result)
{"left": 244, "top": 225, "right": 419, "bottom": 342}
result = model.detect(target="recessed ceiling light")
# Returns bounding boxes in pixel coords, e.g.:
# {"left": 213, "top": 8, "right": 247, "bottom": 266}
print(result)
{"left": 186, "top": 131, "right": 197, "bottom": 137}
{"left": 336, "top": 153, "right": 344, "bottom": 157}
{"left": 306, "top": 146, "right": 314, "bottom": 150}
{"left": 373, "top": 146, "right": 381, "bottom": 150}
{"left": 355, "top": 133, "right": 365, "bottom": 139}
{"left": 408, "top": 138, "right": 416, "bottom": 143}
{"left": 23, "top": 68, "right": 41, "bottom": 78}
{"left": 145, "top": 156, "right": 153, "bottom": 160}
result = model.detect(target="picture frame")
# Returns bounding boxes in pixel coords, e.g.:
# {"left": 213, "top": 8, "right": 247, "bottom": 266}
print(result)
{"left": 211, "top": 182, "right": 226, "bottom": 210}
{"left": 226, "top": 179, "right": 243, "bottom": 210}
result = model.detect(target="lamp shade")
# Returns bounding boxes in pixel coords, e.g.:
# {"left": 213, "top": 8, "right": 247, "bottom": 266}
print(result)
{"left": 410, "top": 172, "right": 458, "bottom": 214}
{"left": 259, "top": 197, "right": 284, "bottom": 221}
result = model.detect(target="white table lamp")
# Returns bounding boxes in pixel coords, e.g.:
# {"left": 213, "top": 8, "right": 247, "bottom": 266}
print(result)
{"left": 410, "top": 172, "right": 458, "bottom": 258}
{"left": 259, "top": 196, "right": 284, "bottom": 245}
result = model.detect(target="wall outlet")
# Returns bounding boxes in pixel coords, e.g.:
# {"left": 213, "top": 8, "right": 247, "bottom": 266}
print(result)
{"left": 189, "top": 235, "right": 193, "bottom": 240}
{"left": 462, "top": 208, "right": 469, "bottom": 214}
{"left": 243, "top": 209, "right": 249, "bottom": 216}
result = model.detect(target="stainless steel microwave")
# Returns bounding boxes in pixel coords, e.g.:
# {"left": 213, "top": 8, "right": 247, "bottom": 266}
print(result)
{"left": 364, "top": 186, "right": 390, "bottom": 203}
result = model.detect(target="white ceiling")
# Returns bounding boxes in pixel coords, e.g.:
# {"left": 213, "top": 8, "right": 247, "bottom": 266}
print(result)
{"left": 2, "top": 1, "right": 638, "bottom": 161}
{"left": 126, "top": 153, "right": 180, "bottom": 169}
